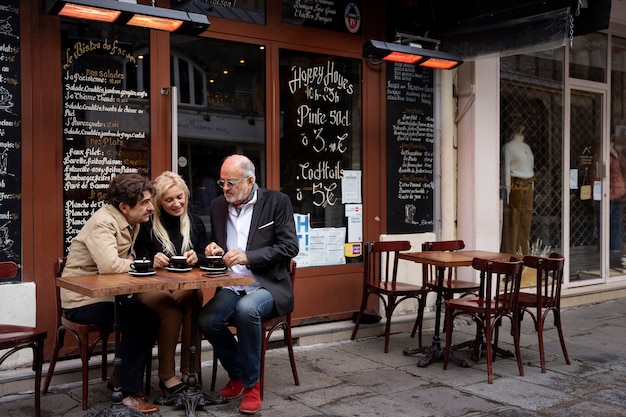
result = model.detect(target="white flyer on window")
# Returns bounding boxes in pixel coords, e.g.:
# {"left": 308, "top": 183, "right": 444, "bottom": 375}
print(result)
{"left": 341, "top": 170, "right": 362, "bottom": 203}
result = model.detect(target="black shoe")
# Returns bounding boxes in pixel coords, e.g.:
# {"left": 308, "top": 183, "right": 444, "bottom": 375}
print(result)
{"left": 159, "top": 380, "right": 186, "bottom": 398}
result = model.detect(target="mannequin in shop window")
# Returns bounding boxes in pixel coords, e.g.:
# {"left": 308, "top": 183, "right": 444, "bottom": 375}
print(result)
{"left": 590, "top": 134, "right": 626, "bottom": 264}
{"left": 501, "top": 126, "right": 535, "bottom": 255}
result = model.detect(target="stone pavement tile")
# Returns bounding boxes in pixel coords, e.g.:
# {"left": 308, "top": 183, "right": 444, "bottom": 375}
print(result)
{"left": 260, "top": 353, "right": 303, "bottom": 397}
{"left": 0, "top": 393, "right": 39, "bottom": 417}
{"left": 546, "top": 399, "right": 626, "bottom": 417}
{"left": 507, "top": 368, "right": 591, "bottom": 394}
{"left": 289, "top": 382, "right": 374, "bottom": 409}
{"left": 319, "top": 393, "right": 435, "bottom": 417}
{"left": 293, "top": 344, "right": 384, "bottom": 378}
{"left": 463, "top": 377, "right": 573, "bottom": 411}
{"left": 395, "top": 384, "right": 503, "bottom": 417}
{"left": 586, "top": 361, "right": 626, "bottom": 386}
{"left": 582, "top": 387, "right": 626, "bottom": 411}
{"left": 400, "top": 358, "right": 489, "bottom": 387}
{"left": 261, "top": 350, "right": 343, "bottom": 398}
{"left": 340, "top": 367, "right": 430, "bottom": 394}
{"left": 335, "top": 336, "right": 424, "bottom": 368}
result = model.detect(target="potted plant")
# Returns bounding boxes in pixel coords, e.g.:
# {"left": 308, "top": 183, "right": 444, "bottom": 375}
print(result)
{"left": 518, "top": 239, "right": 552, "bottom": 288}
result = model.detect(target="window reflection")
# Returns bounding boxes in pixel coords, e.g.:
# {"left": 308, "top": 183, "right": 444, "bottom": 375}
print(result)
{"left": 569, "top": 32, "right": 607, "bottom": 82}
{"left": 170, "top": 35, "right": 266, "bottom": 233}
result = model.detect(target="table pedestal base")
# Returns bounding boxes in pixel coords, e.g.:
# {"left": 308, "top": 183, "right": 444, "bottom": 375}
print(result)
{"left": 403, "top": 345, "right": 470, "bottom": 368}
{"left": 452, "top": 339, "right": 514, "bottom": 362}
{"left": 154, "top": 374, "right": 227, "bottom": 417}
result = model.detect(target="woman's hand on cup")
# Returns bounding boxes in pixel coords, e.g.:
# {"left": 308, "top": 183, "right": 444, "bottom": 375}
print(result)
{"left": 183, "top": 249, "right": 198, "bottom": 265}
{"left": 153, "top": 252, "right": 169, "bottom": 269}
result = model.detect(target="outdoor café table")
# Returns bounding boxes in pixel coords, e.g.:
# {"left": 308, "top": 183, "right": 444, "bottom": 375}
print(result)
{"left": 398, "top": 250, "right": 514, "bottom": 368}
{"left": 56, "top": 268, "right": 253, "bottom": 417}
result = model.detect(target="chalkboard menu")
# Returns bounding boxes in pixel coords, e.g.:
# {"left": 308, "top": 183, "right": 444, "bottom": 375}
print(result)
{"left": 0, "top": 0, "right": 22, "bottom": 279}
{"left": 279, "top": 50, "right": 361, "bottom": 266}
{"left": 282, "top": 0, "right": 362, "bottom": 34}
{"left": 386, "top": 63, "right": 434, "bottom": 234}
{"left": 61, "top": 23, "right": 150, "bottom": 252}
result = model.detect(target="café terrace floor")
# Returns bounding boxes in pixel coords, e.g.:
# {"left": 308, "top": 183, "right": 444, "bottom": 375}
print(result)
{"left": 2, "top": 298, "right": 626, "bottom": 417}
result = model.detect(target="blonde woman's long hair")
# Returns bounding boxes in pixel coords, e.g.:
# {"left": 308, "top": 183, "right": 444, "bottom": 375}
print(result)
{"left": 151, "top": 171, "right": 192, "bottom": 256}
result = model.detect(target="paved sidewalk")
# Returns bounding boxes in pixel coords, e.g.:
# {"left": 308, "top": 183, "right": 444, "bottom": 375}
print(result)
{"left": 1, "top": 298, "right": 626, "bottom": 416}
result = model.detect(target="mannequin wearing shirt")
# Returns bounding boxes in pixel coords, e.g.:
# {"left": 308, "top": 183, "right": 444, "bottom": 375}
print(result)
{"left": 501, "top": 126, "right": 535, "bottom": 255}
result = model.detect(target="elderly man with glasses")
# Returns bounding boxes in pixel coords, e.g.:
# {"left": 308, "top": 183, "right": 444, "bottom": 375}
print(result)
{"left": 198, "top": 154, "right": 299, "bottom": 414}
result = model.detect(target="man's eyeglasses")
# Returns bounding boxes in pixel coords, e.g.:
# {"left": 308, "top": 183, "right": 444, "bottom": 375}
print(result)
{"left": 217, "top": 178, "right": 246, "bottom": 188}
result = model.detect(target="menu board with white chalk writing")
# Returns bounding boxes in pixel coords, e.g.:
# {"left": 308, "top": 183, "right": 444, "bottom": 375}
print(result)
{"left": 61, "top": 23, "right": 150, "bottom": 252}
{"left": 386, "top": 63, "right": 434, "bottom": 233}
{"left": 0, "top": 0, "right": 22, "bottom": 278}
{"left": 279, "top": 50, "right": 361, "bottom": 265}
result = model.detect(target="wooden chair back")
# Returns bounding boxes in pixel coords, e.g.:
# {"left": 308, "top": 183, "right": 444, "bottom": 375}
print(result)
{"left": 521, "top": 253, "right": 565, "bottom": 309}
{"left": 365, "top": 240, "right": 411, "bottom": 287}
{"left": 422, "top": 240, "right": 464, "bottom": 286}
{"left": 472, "top": 256, "right": 523, "bottom": 316}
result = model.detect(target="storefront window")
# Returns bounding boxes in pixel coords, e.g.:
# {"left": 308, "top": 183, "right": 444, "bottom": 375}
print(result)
{"left": 170, "top": 36, "right": 266, "bottom": 232}
{"left": 279, "top": 50, "right": 362, "bottom": 267}
{"left": 569, "top": 32, "right": 607, "bottom": 83}
{"left": 500, "top": 50, "right": 564, "bottom": 263}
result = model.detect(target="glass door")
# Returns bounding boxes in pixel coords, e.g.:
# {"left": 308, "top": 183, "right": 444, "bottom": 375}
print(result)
{"left": 569, "top": 88, "right": 611, "bottom": 283}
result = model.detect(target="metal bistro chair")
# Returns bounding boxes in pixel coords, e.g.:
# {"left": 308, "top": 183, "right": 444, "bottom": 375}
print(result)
{"left": 0, "top": 261, "right": 47, "bottom": 417}
{"left": 211, "top": 260, "right": 300, "bottom": 400}
{"left": 519, "top": 253, "right": 571, "bottom": 373}
{"left": 351, "top": 241, "right": 428, "bottom": 353}
{"left": 443, "top": 257, "right": 524, "bottom": 384}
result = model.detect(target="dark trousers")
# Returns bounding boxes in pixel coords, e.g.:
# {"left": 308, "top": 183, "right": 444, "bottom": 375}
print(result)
{"left": 65, "top": 297, "right": 159, "bottom": 395}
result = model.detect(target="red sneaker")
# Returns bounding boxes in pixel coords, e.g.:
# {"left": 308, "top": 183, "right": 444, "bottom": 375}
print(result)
{"left": 218, "top": 378, "right": 244, "bottom": 399}
{"left": 239, "top": 382, "right": 261, "bottom": 414}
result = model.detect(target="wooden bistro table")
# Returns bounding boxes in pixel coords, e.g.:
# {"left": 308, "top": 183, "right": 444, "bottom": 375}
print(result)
{"left": 57, "top": 268, "right": 253, "bottom": 417}
{"left": 399, "top": 250, "right": 514, "bottom": 368}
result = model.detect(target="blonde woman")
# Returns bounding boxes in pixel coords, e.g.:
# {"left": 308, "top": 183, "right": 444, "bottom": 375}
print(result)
{"left": 134, "top": 171, "right": 209, "bottom": 399}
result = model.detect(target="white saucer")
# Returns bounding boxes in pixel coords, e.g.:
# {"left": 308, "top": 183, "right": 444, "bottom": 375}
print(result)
{"left": 166, "top": 266, "right": 192, "bottom": 273}
{"left": 200, "top": 266, "right": 227, "bottom": 272}
{"left": 129, "top": 270, "right": 156, "bottom": 277}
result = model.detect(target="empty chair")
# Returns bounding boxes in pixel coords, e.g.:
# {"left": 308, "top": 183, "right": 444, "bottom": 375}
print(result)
{"left": 351, "top": 241, "right": 428, "bottom": 353}
{"left": 443, "top": 257, "right": 524, "bottom": 383}
{"left": 519, "top": 253, "right": 570, "bottom": 372}
{"left": 0, "top": 261, "right": 47, "bottom": 417}
{"left": 420, "top": 240, "right": 480, "bottom": 341}
{"left": 42, "top": 257, "right": 111, "bottom": 410}
{"left": 211, "top": 260, "right": 299, "bottom": 399}
{"left": 422, "top": 240, "right": 480, "bottom": 300}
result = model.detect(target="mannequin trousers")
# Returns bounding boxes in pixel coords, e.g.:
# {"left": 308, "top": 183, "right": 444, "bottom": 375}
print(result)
{"left": 502, "top": 178, "right": 534, "bottom": 255}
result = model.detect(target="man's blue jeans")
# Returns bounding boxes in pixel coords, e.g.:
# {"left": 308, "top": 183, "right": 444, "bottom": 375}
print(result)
{"left": 197, "top": 288, "right": 277, "bottom": 388}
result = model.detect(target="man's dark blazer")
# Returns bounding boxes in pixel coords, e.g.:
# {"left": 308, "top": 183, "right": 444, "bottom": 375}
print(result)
{"left": 210, "top": 187, "right": 299, "bottom": 315}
